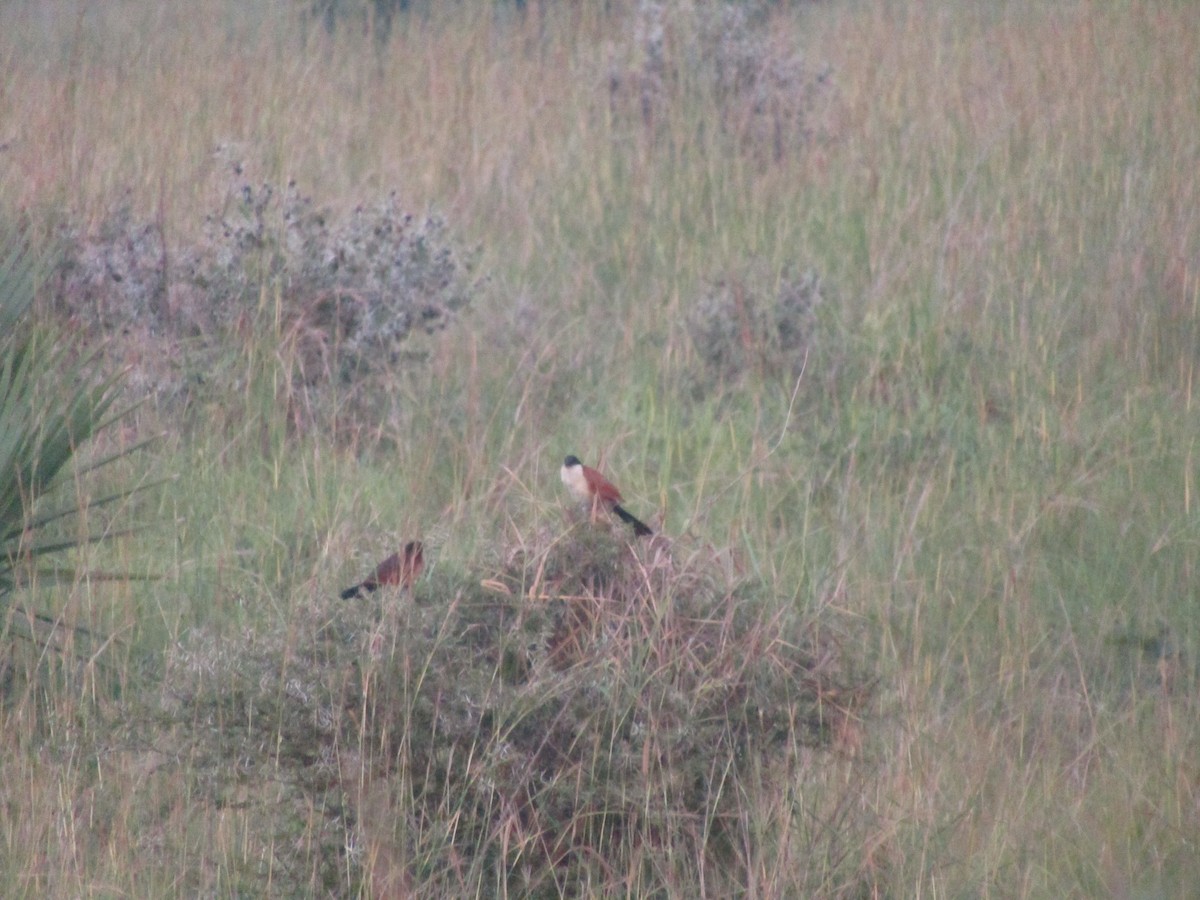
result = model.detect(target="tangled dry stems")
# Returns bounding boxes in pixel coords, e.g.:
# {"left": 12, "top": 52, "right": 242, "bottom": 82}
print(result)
{"left": 135, "top": 525, "right": 865, "bottom": 895}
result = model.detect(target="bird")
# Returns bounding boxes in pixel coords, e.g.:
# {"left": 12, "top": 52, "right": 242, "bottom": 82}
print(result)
{"left": 560, "top": 455, "right": 653, "bottom": 537}
{"left": 340, "top": 541, "right": 425, "bottom": 600}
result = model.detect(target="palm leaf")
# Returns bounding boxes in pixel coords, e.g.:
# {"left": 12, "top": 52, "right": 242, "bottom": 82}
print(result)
{"left": 0, "top": 223, "right": 155, "bottom": 625}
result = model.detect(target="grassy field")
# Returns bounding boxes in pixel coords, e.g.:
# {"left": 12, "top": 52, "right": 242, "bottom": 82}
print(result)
{"left": 2, "top": 0, "right": 1198, "bottom": 896}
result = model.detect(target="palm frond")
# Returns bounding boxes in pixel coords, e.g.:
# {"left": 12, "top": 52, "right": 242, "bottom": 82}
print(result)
{"left": 0, "top": 223, "right": 156, "bottom": 624}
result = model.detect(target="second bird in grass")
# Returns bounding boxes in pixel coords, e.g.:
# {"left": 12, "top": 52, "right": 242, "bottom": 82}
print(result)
{"left": 561, "top": 455, "right": 653, "bottom": 537}
{"left": 340, "top": 540, "right": 425, "bottom": 599}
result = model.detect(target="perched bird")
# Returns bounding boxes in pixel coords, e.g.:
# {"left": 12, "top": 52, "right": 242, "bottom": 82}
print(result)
{"left": 340, "top": 541, "right": 425, "bottom": 600}
{"left": 561, "top": 455, "right": 653, "bottom": 537}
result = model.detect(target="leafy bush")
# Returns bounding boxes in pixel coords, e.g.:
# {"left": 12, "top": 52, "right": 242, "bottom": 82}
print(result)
{"left": 608, "top": 0, "right": 834, "bottom": 160}
{"left": 687, "top": 265, "right": 824, "bottom": 389}
{"left": 52, "top": 157, "right": 474, "bottom": 439}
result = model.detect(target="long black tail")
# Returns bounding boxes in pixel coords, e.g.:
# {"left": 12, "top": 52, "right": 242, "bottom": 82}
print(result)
{"left": 613, "top": 504, "right": 653, "bottom": 537}
{"left": 339, "top": 581, "right": 378, "bottom": 600}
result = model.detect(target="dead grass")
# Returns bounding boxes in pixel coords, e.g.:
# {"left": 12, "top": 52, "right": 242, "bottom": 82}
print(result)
{"left": 1, "top": 0, "right": 1198, "bottom": 896}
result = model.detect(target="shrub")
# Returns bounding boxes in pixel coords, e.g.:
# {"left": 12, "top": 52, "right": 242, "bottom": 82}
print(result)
{"left": 608, "top": 0, "right": 834, "bottom": 161}
{"left": 687, "top": 265, "right": 824, "bottom": 389}
{"left": 138, "top": 526, "right": 865, "bottom": 895}
{"left": 52, "top": 157, "right": 475, "bottom": 440}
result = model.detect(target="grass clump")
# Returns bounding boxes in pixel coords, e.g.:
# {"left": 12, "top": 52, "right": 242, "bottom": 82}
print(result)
{"left": 119, "top": 526, "right": 863, "bottom": 896}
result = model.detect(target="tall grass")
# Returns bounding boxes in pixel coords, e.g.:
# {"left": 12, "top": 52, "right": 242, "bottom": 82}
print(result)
{"left": 1, "top": 0, "right": 1198, "bottom": 895}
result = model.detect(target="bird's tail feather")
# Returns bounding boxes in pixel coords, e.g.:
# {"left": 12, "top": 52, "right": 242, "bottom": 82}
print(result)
{"left": 613, "top": 504, "right": 653, "bottom": 537}
{"left": 339, "top": 581, "right": 378, "bottom": 600}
